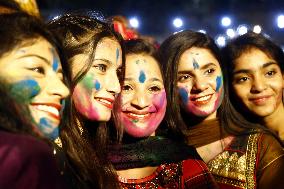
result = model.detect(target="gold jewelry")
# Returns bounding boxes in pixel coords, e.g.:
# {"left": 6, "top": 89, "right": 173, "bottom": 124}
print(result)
{"left": 54, "top": 137, "right": 62, "bottom": 148}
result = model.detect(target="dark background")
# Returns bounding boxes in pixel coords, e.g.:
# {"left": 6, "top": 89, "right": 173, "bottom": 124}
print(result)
{"left": 37, "top": 0, "right": 284, "bottom": 46}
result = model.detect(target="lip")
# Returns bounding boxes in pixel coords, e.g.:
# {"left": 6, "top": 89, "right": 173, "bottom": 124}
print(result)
{"left": 249, "top": 95, "right": 272, "bottom": 105}
{"left": 30, "top": 102, "right": 62, "bottom": 120}
{"left": 95, "top": 97, "right": 114, "bottom": 109}
{"left": 122, "top": 109, "right": 156, "bottom": 122}
{"left": 190, "top": 94, "right": 214, "bottom": 106}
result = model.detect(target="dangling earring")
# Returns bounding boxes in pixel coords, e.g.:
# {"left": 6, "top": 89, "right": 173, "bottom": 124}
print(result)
{"left": 54, "top": 137, "right": 62, "bottom": 148}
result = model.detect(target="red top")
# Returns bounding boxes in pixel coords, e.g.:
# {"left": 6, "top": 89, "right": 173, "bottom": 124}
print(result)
{"left": 118, "top": 159, "right": 218, "bottom": 189}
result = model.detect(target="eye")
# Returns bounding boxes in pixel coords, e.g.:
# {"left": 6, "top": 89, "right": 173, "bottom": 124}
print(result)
{"left": 265, "top": 70, "right": 276, "bottom": 77}
{"left": 149, "top": 85, "right": 161, "bottom": 92}
{"left": 205, "top": 68, "right": 215, "bottom": 75}
{"left": 28, "top": 67, "right": 45, "bottom": 75}
{"left": 94, "top": 64, "right": 107, "bottom": 72}
{"left": 237, "top": 77, "right": 249, "bottom": 83}
{"left": 178, "top": 74, "right": 191, "bottom": 82}
{"left": 122, "top": 84, "right": 133, "bottom": 91}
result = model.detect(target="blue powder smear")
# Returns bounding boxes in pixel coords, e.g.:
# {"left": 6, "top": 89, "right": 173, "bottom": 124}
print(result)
{"left": 51, "top": 48, "right": 59, "bottom": 71}
{"left": 39, "top": 118, "right": 59, "bottom": 140}
{"left": 116, "top": 48, "right": 119, "bottom": 63}
{"left": 94, "top": 80, "right": 101, "bottom": 90}
{"left": 216, "top": 76, "right": 222, "bottom": 91}
{"left": 193, "top": 58, "right": 200, "bottom": 70}
{"left": 11, "top": 79, "right": 41, "bottom": 100}
{"left": 60, "top": 99, "right": 65, "bottom": 114}
{"left": 179, "top": 88, "right": 188, "bottom": 104}
{"left": 139, "top": 70, "right": 146, "bottom": 83}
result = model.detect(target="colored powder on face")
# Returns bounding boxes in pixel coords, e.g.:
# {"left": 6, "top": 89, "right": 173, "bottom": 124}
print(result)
{"left": 193, "top": 58, "right": 200, "bottom": 70}
{"left": 116, "top": 48, "right": 120, "bottom": 64}
{"left": 216, "top": 76, "right": 222, "bottom": 91}
{"left": 132, "top": 119, "right": 139, "bottom": 123}
{"left": 81, "top": 74, "right": 95, "bottom": 91}
{"left": 10, "top": 79, "right": 41, "bottom": 102}
{"left": 94, "top": 80, "right": 101, "bottom": 90}
{"left": 139, "top": 70, "right": 146, "bottom": 83}
{"left": 39, "top": 118, "right": 59, "bottom": 140}
{"left": 179, "top": 88, "right": 189, "bottom": 104}
{"left": 60, "top": 99, "right": 65, "bottom": 114}
{"left": 51, "top": 48, "right": 59, "bottom": 72}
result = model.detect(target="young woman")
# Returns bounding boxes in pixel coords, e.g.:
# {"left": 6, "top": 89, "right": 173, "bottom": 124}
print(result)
{"left": 48, "top": 14, "right": 124, "bottom": 189}
{"left": 0, "top": 12, "right": 69, "bottom": 188}
{"left": 223, "top": 31, "right": 284, "bottom": 141}
{"left": 159, "top": 30, "right": 284, "bottom": 189}
{"left": 108, "top": 39, "right": 218, "bottom": 188}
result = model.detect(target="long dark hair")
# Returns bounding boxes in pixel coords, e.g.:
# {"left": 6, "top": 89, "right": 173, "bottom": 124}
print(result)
{"left": 222, "top": 31, "right": 284, "bottom": 131}
{"left": 48, "top": 13, "right": 124, "bottom": 189}
{"left": 158, "top": 30, "right": 277, "bottom": 141}
{"left": 0, "top": 12, "right": 69, "bottom": 136}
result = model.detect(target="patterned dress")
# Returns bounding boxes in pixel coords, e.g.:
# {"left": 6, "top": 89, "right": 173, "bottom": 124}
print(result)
{"left": 207, "top": 133, "right": 284, "bottom": 189}
{"left": 118, "top": 159, "right": 218, "bottom": 189}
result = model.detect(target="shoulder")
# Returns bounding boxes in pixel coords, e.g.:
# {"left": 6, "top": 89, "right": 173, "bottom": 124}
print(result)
{"left": 0, "top": 130, "right": 53, "bottom": 159}
{"left": 0, "top": 131, "right": 67, "bottom": 189}
{"left": 257, "top": 133, "right": 284, "bottom": 171}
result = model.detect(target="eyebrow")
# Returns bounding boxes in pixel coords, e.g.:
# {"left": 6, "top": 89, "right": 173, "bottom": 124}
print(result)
{"left": 94, "top": 58, "right": 113, "bottom": 65}
{"left": 178, "top": 62, "right": 217, "bottom": 74}
{"left": 124, "top": 77, "right": 162, "bottom": 82}
{"left": 233, "top": 61, "right": 278, "bottom": 75}
{"left": 17, "top": 54, "right": 51, "bottom": 66}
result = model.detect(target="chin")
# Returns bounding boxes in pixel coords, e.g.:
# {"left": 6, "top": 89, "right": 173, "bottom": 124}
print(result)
{"left": 95, "top": 114, "right": 112, "bottom": 122}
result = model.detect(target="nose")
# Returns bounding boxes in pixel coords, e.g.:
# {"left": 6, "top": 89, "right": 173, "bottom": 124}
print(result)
{"left": 251, "top": 75, "right": 267, "bottom": 93}
{"left": 191, "top": 77, "right": 208, "bottom": 94}
{"left": 130, "top": 89, "right": 151, "bottom": 109}
{"left": 47, "top": 77, "right": 70, "bottom": 99}
{"left": 105, "top": 71, "right": 121, "bottom": 95}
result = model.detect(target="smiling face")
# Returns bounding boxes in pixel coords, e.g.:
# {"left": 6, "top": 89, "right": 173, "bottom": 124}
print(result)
{"left": 118, "top": 53, "right": 167, "bottom": 137}
{"left": 177, "top": 47, "right": 224, "bottom": 120}
{"left": 0, "top": 38, "right": 70, "bottom": 140}
{"left": 231, "top": 47, "right": 284, "bottom": 117}
{"left": 71, "top": 37, "right": 122, "bottom": 122}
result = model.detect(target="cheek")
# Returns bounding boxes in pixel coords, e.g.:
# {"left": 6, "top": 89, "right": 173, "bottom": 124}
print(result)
{"left": 153, "top": 90, "right": 167, "bottom": 112}
{"left": 72, "top": 84, "right": 91, "bottom": 107}
{"left": 178, "top": 86, "right": 190, "bottom": 104}
{"left": 119, "top": 93, "right": 132, "bottom": 110}
{"left": 215, "top": 76, "right": 222, "bottom": 91}
{"left": 9, "top": 79, "right": 41, "bottom": 102}
{"left": 232, "top": 84, "right": 249, "bottom": 100}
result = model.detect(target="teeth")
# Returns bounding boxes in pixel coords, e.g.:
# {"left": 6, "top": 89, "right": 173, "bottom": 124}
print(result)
{"left": 195, "top": 95, "right": 212, "bottom": 102}
{"left": 35, "top": 105, "right": 59, "bottom": 116}
{"left": 128, "top": 113, "right": 150, "bottom": 118}
{"left": 97, "top": 99, "right": 111, "bottom": 105}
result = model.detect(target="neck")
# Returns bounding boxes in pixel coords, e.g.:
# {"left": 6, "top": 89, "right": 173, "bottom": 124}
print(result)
{"left": 184, "top": 117, "right": 228, "bottom": 147}
{"left": 181, "top": 109, "right": 217, "bottom": 127}
{"left": 261, "top": 103, "right": 284, "bottom": 140}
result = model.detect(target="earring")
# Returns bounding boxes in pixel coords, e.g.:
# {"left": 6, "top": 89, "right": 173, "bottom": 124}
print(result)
{"left": 54, "top": 137, "right": 62, "bottom": 148}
